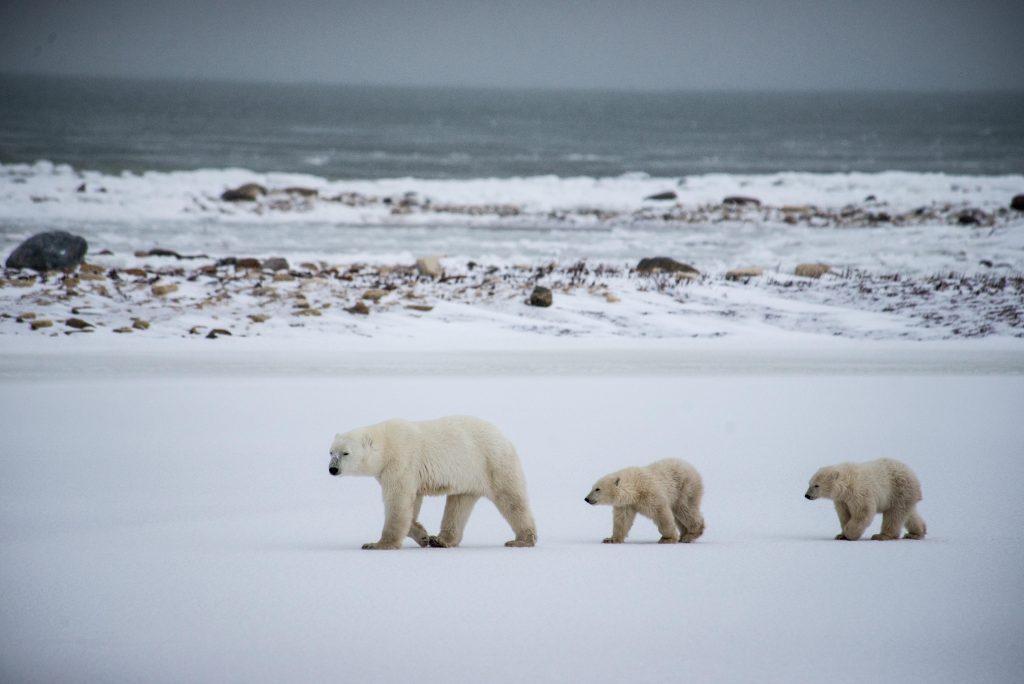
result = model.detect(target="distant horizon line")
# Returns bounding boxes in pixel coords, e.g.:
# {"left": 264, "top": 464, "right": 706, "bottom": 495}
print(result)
{"left": 3, "top": 69, "right": 1023, "bottom": 96}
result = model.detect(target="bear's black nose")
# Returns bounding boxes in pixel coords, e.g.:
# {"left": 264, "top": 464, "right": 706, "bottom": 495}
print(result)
{"left": 804, "top": 494, "right": 813, "bottom": 500}
{"left": 329, "top": 466, "right": 339, "bottom": 476}
{"left": 584, "top": 497, "right": 591, "bottom": 504}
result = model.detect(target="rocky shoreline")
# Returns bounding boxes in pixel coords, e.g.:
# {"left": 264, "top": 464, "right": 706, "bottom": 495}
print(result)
{"left": 2, "top": 249, "right": 1022, "bottom": 341}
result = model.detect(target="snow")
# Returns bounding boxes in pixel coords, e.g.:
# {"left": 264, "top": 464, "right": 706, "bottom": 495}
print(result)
{"left": 2, "top": 352, "right": 1023, "bottom": 683}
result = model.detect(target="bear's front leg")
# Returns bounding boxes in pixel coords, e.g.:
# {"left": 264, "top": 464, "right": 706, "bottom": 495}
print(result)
{"left": 363, "top": 479, "right": 415, "bottom": 550}
{"left": 603, "top": 506, "right": 636, "bottom": 543}
{"left": 839, "top": 505, "right": 874, "bottom": 541}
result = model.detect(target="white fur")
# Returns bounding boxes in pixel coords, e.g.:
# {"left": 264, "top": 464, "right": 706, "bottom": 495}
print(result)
{"left": 329, "top": 415, "right": 537, "bottom": 549}
{"left": 805, "top": 458, "right": 927, "bottom": 541}
{"left": 585, "top": 458, "right": 705, "bottom": 544}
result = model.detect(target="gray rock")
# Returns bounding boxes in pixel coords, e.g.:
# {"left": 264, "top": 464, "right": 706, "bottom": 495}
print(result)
{"left": 1010, "top": 194, "right": 1024, "bottom": 212}
{"left": 645, "top": 191, "right": 677, "bottom": 201}
{"left": 262, "top": 257, "right": 290, "bottom": 272}
{"left": 528, "top": 286, "right": 553, "bottom": 307}
{"left": 221, "top": 183, "right": 267, "bottom": 202}
{"left": 722, "top": 196, "right": 761, "bottom": 207}
{"left": 5, "top": 231, "right": 88, "bottom": 272}
{"left": 636, "top": 257, "right": 700, "bottom": 275}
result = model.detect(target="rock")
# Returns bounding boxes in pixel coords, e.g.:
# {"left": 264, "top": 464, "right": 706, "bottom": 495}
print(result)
{"left": 30, "top": 319, "right": 54, "bottom": 330}
{"left": 65, "top": 317, "right": 92, "bottom": 330}
{"left": 794, "top": 263, "right": 831, "bottom": 278}
{"left": 956, "top": 209, "right": 988, "bottom": 225}
{"left": 636, "top": 257, "right": 700, "bottom": 275}
{"left": 151, "top": 283, "right": 179, "bottom": 297}
{"left": 79, "top": 263, "right": 104, "bottom": 275}
{"left": 16, "top": 312, "right": 36, "bottom": 321}
{"left": 206, "top": 328, "right": 232, "bottom": 339}
{"left": 284, "top": 187, "right": 318, "bottom": 198}
{"left": 248, "top": 314, "right": 269, "bottom": 323}
{"left": 362, "top": 289, "right": 388, "bottom": 302}
{"left": 645, "top": 191, "right": 677, "bottom": 201}
{"left": 346, "top": 301, "right": 370, "bottom": 315}
{"left": 235, "top": 257, "right": 262, "bottom": 270}
{"left": 1011, "top": 194, "right": 1024, "bottom": 211}
{"left": 294, "top": 308, "right": 322, "bottom": 317}
{"left": 272, "top": 272, "right": 294, "bottom": 282}
{"left": 528, "top": 286, "right": 553, "bottom": 307}
{"left": 220, "top": 183, "right": 266, "bottom": 202}
{"left": 262, "top": 257, "right": 289, "bottom": 272}
{"left": 5, "top": 231, "right": 88, "bottom": 272}
{"left": 123, "top": 268, "right": 147, "bottom": 277}
{"left": 605, "top": 293, "right": 620, "bottom": 304}
{"left": 112, "top": 327, "right": 133, "bottom": 334}
{"left": 722, "top": 196, "right": 761, "bottom": 207}
{"left": 725, "top": 267, "right": 764, "bottom": 281}
{"left": 416, "top": 256, "right": 443, "bottom": 279}
{"left": 132, "top": 319, "right": 150, "bottom": 330}
{"left": 405, "top": 304, "right": 434, "bottom": 312}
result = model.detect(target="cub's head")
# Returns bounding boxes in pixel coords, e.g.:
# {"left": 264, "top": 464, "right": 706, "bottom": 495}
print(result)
{"left": 805, "top": 466, "right": 840, "bottom": 500}
{"left": 584, "top": 474, "right": 622, "bottom": 506}
{"left": 328, "top": 429, "right": 379, "bottom": 477}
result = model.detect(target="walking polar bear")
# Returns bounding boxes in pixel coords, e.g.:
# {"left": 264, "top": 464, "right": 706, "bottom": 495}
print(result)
{"left": 805, "top": 458, "right": 926, "bottom": 541}
{"left": 585, "top": 458, "right": 705, "bottom": 544}
{"left": 328, "top": 415, "right": 537, "bottom": 549}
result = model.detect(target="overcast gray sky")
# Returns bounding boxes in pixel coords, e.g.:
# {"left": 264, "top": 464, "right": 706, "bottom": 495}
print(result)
{"left": 1, "top": 0, "right": 1022, "bottom": 90}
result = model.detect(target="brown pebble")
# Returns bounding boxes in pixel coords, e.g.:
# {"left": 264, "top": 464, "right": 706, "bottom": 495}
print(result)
{"left": 132, "top": 319, "right": 151, "bottom": 330}
{"left": 346, "top": 301, "right": 370, "bottom": 315}
{"left": 404, "top": 304, "right": 434, "bottom": 312}
{"left": 151, "top": 283, "right": 179, "bottom": 297}
{"left": 112, "top": 327, "right": 134, "bottom": 334}
{"left": 248, "top": 314, "right": 269, "bottom": 323}
{"left": 362, "top": 289, "right": 388, "bottom": 302}
{"left": 65, "top": 318, "right": 92, "bottom": 329}
{"left": 205, "top": 328, "right": 232, "bottom": 339}
{"left": 30, "top": 319, "right": 54, "bottom": 330}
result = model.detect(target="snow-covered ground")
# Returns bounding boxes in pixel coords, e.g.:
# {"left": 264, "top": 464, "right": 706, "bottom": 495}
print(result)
{"left": 2, "top": 351, "right": 1022, "bottom": 683}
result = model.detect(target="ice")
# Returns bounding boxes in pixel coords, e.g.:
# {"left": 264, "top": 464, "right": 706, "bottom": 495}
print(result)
{"left": 1, "top": 358, "right": 1022, "bottom": 683}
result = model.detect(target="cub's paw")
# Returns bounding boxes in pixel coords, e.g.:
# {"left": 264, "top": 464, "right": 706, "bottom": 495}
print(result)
{"left": 361, "top": 542, "right": 401, "bottom": 550}
{"left": 658, "top": 536, "right": 680, "bottom": 544}
{"left": 427, "top": 536, "right": 452, "bottom": 548}
{"left": 504, "top": 539, "right": 535, "bottom": 548}
{"left": 870, "top": 533, "right": 897, "bottom": 541}
{"left": 903, "top": 532, "right": 925, "bottom": 540}
{"left": 835, "top": 533, "right": 850, "bottom": 540}
{"left": 602, "top": 537, "right": 623, "bottom": 544}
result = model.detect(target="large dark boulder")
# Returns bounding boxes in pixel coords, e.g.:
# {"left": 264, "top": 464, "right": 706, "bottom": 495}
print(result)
{"left": 1011, "top": 194, "right": 1024, "bottom": 211}
{"left": 221, "top": 183, "right": 267, "bottom": 201}
{"left": 528, "top": 286, "right": 553, "bottom": 307}
{"left": 5, "top": 231, "right": 88, "bottom": 272}
{"left": 635, "top": 256, "right": 699, "bottom": 275}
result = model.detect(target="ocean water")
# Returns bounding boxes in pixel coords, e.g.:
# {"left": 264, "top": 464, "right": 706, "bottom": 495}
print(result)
{"left": 2, "top": 75, "right": 1023, "bottom": 178}
{"left": 1, "top": 75, "right": 1023, "bottom": 269}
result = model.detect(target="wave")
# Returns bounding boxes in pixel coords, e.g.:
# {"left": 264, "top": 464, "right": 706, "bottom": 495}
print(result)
{"left": 1, "top": 160, "right": 1022, "bottom": 228}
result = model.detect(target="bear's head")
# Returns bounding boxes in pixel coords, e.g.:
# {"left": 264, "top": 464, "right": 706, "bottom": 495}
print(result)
{"left": 584, "top": 474, "right": 624, "bottom": 506}
{"left": 805, "top": 466, "right": 841, "bottom": 500}
{"left": 328, "top": 429, "right": 381, "bottom": 477}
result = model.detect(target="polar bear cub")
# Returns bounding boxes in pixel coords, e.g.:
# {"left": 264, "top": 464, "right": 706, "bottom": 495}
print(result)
{"left": 585, "top": 458, "right": 705, "bottom": 543}
{"left": 805, "top": 458, "right": 926, "bottom": 541}
{"left": 329, "top": 415, "right": 537, "bottom": 550}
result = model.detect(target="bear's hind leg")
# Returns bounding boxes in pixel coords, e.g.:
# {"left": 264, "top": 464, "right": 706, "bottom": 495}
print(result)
{"left": 871, "top": 508, "right": 907, "bottom": 541}
{"left": 429, "top": 494, "right": 479, "bottom": 548}
{"left": 491, "top": 486, "right": 537, "bottom": 547}
{"left": 674, "top": 506, "right": 704, "bottom": 543}
{"left": 903, "top": 507, "right": 926, "bottom": 540}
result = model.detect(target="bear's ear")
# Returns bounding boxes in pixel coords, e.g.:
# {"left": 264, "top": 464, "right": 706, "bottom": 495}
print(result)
{"left": 362, "top": 434, "right": 374, "bottom": 449}
{"left": 825, "top": 469, "right": 840, "bottom": 482}
{"left": 614, "top": 478, "right": 620, "bottom": 486}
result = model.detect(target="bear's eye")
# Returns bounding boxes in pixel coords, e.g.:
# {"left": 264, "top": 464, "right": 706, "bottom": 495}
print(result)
{"left": 343, "top": 451, "right": 350, "bottom": 457}
{"left": 595, "top": 488, "right": 600, "bottom": 492}
{"left": 814, "top": 484, "right": 819, "bottom": 488}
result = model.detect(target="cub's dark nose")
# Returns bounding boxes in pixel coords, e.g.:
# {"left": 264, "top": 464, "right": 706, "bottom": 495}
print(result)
{"left": 329, "top": 466, "right": 339, "bottom": 476}
{"left": 584, "top": 497, "right": 592, "bottom": 504}
{"left": 804, "top": 494, "right": 813, "bottom": 500}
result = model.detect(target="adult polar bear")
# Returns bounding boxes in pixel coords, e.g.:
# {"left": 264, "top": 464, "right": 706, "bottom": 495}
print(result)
{"left": 329, "top": 415, "right": 537, "bottom": 549}
{"left": 805, "top": 458, "right": 926, "bottom": 541}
